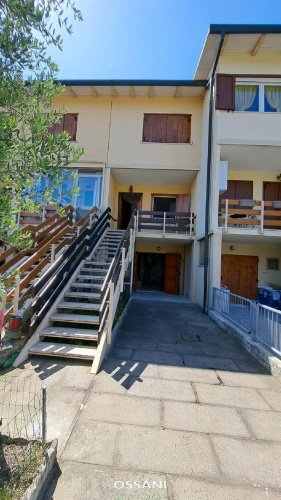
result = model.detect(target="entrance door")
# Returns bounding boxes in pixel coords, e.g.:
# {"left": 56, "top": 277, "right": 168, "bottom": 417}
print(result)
{"left": 118, "top": 193, "right": 142, "bottom": 229}
{"left": 164, "top": 253, "right": 181, "bottom": 294}
{"left": 138, "top": 253, "right": 165, "bottom": 291}
{"left": 221, "top": 254, "right": 258, "bottom": 299}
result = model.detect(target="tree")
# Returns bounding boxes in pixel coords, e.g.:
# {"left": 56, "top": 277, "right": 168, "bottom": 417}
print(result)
{"left": 0, "top": 0, "right": 84, "bottom": 246}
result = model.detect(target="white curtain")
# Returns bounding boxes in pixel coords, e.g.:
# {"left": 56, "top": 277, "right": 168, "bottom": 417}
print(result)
{"left": 265, "top": 86, "right": 281, "bottom": 112}
{"left": 235, "top": 85, "right": 257, "bottom": 111}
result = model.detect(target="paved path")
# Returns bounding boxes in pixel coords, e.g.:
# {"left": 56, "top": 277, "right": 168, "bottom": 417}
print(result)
{"left": 25, "top": 297, "right": 281, "bottom": 498}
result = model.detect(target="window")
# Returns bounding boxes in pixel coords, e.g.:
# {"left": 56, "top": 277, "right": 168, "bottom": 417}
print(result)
{"left": 266, "top": 258, "right": 279, "bottom": 271}
{"left": 153, "top": 196, "right": 177, "bottom": 212}
{"left": 216, "top": 74, "right": 281, "bottom": 113}
{"left": 77, "top": 175, "right": 102, "bottom": 208}
{"left": 235, "top": 85, "right": 259, "bottom": 112}
{"left": 142, "top": 114, "right": 191, "bottom": 143}
{"left": 49, "top": 113, "right": 78, "bottom": 140}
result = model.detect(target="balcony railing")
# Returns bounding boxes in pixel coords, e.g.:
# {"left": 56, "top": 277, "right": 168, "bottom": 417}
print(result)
{"left": 136, "top": 210, "right": 196, "bottom": 237}
{"left": 219, "top": 199, "right": 281, "bottom": 232}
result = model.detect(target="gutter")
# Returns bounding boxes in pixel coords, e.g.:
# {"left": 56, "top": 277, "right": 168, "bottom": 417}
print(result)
{"left": 203, "top": 33, "right": 225, "bottom": 314}
{"left": 55, "top": 79, "right": 208, "bottom": 87}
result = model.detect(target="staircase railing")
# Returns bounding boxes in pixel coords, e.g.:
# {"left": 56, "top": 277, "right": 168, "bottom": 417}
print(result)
{"left": 29, "top": 208, "right": 111, "bottom": 334}
{"left": 98, "top": 214, "right": 135, "bottom": 344}
{"left": 2, "top": 206, "right": 98, "bottom": 325}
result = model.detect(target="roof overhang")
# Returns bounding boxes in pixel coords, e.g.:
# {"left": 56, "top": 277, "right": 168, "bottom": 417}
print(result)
{"left": 195, "top": 24, "right": 281, "bottom": 80}
{"left": 55, "top": 79, "right": 207, "bottom": 98}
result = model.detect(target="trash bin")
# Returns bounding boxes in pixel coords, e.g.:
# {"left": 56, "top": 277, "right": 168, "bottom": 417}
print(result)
{"left": 257, "top": 286, "right": 281, "bottom": 309}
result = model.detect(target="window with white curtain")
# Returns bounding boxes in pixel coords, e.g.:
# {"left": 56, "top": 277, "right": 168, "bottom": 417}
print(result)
{"left": 235, "top": 85, "right": 259, "bottom": 111}
{"left": 235, "top": 83, "right": 281, "bottom": 112}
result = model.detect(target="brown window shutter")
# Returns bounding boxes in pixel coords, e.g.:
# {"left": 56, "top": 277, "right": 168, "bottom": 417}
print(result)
{"left": 143, "top": 114, "right": 191, "bottom": 143}
{"left": 49, "top": 115, "right": 64, "bottom": 134}
{"left": 216, "top": 74, "right": 235, "bottom": 111}
{"left": 63, "top": 113, "right": 78, "bottom": 140}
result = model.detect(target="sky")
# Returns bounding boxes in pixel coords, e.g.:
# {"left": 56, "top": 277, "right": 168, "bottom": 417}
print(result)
{"left": 49, "top": 0, "right": 281, "bottom": 80}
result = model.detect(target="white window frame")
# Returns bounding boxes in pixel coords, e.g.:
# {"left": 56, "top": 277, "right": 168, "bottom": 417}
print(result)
{"left": 76, "top": 172, "right": 103, "bottom": 210}
{"left": 235, "top": 78, "right": 281, "bottom": 113}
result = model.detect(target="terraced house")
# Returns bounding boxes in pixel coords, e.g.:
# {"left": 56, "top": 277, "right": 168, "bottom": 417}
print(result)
{"left": 5, "top": 24, "right": 281, "bottom": 370}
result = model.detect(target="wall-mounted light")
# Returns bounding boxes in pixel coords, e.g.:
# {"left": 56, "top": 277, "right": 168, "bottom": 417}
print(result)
{"left": 277, "top": 174, "right": 281, "bottom": 181}
{"left": 157, "top": 246, "right": 161, "bottom": 251}
{"left": 229, "top": 245, "right": 235, "bottom": 251}
{"left": 129, "top": 185, "right": 133, "bottom": 193}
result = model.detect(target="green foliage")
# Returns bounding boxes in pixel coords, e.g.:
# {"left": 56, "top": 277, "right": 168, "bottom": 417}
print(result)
{"left": 0, "top": 1, "right": 84, "bottom": 247}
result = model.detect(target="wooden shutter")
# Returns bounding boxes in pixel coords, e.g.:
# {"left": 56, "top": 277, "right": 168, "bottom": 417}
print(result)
{"left": 216, "top": 74, "right": 235, "bottom": 111}
{"left": 63, "top": 113, "right": 78, "bottom": 140}
{"left": 143, "top": 114, "right": 191, "bottom": 143}
{"left": 176, "top": 194, "right": 191, "bottom": 212}
{"left": 49, "top": 115, "right": 64, "bottom": 134}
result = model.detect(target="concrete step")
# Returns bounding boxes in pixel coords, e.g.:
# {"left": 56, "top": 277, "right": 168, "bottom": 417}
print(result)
{"left": 50, "top": 313, "right": 99, "bottom": 324}
{"left": 40, "top": 326, "right": 98, "bottom": 341}
{"left": 58, "top": 301, "right": 100, "bottom": 311}
{"left": 29, "top": 341, "right": 96, "bottom": 360}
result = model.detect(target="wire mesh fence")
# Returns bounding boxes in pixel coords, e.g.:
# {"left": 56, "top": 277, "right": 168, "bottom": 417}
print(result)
{"left": 0, "top": 371, "right": 47, "bottom": 498}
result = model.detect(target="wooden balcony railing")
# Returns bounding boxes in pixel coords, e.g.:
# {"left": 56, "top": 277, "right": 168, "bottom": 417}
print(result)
{"left": 219, "top": 199, "right": 281, "bottom": 232}
{"left": 136, "top": 210, "right": 196, "bottom": 237}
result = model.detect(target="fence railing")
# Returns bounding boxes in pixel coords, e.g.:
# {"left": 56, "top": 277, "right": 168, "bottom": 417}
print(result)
{"left": 213, "top": 287, "right": 281, "bottom": 358}
{"left": 0, "top": 372, "right": 47, "bottom": 495}
{"left": 136, "top": 210, "right": 196, "bottom": 237}
{"left": 29, "top": 208, "right": 111, "bottom": 334}
{"left": 219, "top": 199, "right": 281, "bottom": 232}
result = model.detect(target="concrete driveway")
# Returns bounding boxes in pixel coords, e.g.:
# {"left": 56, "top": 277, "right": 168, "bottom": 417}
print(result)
{"left": 28, "top": 296, "right": 281, "bottom": 498}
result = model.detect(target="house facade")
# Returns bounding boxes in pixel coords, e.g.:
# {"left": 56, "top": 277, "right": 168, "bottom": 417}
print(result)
{"left": 44, "top": 24, "right": 281, "bottom": 308}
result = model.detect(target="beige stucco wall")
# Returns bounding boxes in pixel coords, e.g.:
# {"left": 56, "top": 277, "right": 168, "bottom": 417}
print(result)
{"left": 108, "top": 96, "right": 202, "bottom": 169}
{"left": 54, "top": 95, "right": 203, "bottom": 170}
{"left": 218, "top": 53, "right": 281, "bottom": 75}
{"left": 109, "top": 182, "right": 193, "bottom": 220}
{"left": 227, "top": 170, "right": 280, "bottom": 200}
{"left": 222, "top": 242, "right": 281, "bottom": 287}
{"left": 54, "top": 96, "right": 111, "bottom": 164}
{"left": 217, "top": 112, "right": 281, "bottom": 146}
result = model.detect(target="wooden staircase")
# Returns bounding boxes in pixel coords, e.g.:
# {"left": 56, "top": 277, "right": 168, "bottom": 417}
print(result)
{"left": 28, "top": 230, "right": 125, "bottom": 364}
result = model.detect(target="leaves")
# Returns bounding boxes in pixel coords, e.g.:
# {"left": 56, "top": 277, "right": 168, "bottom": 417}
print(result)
{"left": 0, "top": 1, "right": 84, "bottom": 245}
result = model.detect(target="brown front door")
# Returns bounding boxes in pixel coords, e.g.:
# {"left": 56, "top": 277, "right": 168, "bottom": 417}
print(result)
{"left": 118, "top": 193, "right": 142, "bottom": 229}
{"left": 221, "top": 254, "right": 258, "bottom": 299}
{"left": 164, "top": 253, "right": 181, "bottom": 294}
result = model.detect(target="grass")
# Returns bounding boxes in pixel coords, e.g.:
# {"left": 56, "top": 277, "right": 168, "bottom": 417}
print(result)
{"left": 0, "top": 436, "right": 46, "bottom": 500}
{"left": 113, "top": 292, "right": 128, "bottom": 328}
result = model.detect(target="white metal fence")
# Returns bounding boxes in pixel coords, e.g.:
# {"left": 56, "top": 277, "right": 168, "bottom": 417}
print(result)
{"left": 213, "top": 287, "right": 281, "bottom": 358}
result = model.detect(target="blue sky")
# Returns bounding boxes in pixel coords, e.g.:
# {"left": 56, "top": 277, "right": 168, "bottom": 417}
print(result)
{"left": 50, "top": 0, "right": 281, "bottom": 80}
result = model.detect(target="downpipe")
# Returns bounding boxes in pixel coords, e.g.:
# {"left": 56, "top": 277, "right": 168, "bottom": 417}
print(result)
{"left": 203, "top": 33, "right": 225, "bottom": 314}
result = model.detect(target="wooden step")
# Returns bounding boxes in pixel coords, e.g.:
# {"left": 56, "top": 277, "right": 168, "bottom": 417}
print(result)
{"left": 40, "top": 326, "right": 98, "bottom": 341}
{"left": 80, "top": 268, "right": 108, "bottom": 274}
{"left": 84, "top": 262, "right": 110, "bottom": 267}
{"left": 76, "top": 275, "right": 104, "bottom": 281}
{"left": 58, "top": 301, "right": 100, "bottom": 311}
{"left": 29, "top": 341, "right": 96, "bottom": 360}
{"left": 64, "top": 291, "right": 100, "bottom": 299}
{"left": 50, "top": 313, "right": 99, "bottom": 324}
{"left": 70, "top": 283, "right": 102, "bottom": 289}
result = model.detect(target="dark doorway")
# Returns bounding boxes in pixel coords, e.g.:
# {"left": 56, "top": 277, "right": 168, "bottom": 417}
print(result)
{"left": 138, "top": 253, "right": 165, "bottom": 291}
{"left": 118, "top": 193, "right": 142, "bottom": 229}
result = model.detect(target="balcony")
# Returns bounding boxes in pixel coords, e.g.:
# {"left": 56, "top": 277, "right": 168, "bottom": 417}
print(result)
{"left": 219, "top": 199, "right": 281, "bottom": 233}
{"left": 217, "top": 112, "right": 281, "bottom": 146}
{"left": 136, "top": 210, "right": 196, "bottom": 240}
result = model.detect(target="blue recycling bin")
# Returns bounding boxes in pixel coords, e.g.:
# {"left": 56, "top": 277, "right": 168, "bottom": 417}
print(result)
{"left": 257, "top": 286, "right": 281, "bottom": 309}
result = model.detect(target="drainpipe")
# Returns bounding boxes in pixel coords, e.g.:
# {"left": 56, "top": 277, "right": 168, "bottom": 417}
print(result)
{"left": 203, "top": 33, "right": 225, "bottom": 314}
